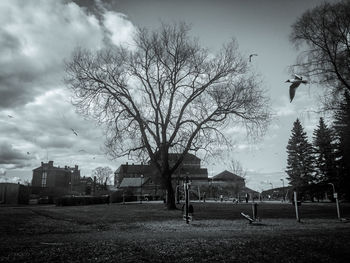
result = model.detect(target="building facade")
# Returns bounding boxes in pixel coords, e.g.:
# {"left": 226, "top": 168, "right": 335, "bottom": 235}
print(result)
{"left": 32, "top": 161, "right": 80, "bottom": 191}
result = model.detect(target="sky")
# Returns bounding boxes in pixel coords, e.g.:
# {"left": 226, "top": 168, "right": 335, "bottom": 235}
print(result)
{"left": 0, "top": 0, "right": 339, "bottom": 191}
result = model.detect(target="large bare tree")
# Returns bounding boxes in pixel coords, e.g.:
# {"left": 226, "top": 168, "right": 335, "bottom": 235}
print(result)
{"left": 65, "top": 23, "right": 270, "bottom": 209}
{"left": 289, "top": 0, "right": 350, "bottom": 109}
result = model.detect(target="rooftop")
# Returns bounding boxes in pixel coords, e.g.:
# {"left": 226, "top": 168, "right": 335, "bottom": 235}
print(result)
{"left": 212, "top": 170, "right": 245, "bottom": 181}
{"left": 119, "top": 177, "right": 150, "bottom": 188}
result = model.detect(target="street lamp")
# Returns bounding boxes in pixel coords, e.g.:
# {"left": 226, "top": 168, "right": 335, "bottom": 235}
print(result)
{"left": 70, "top": 170, "right": 74, "bottom": 193}
{"left": 140, "top": 174, "right": 144, "bottom": 204}
{"left": 280, "top": 179, "right": 285, "bottom": 202}
{"left": 328, "top": 182, "right": 341, "bottom": 220}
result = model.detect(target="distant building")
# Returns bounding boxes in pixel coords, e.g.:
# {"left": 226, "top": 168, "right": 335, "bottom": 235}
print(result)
{"left": 119, "top": 177, "right": 161, "bottom": 199}
{"left": 212, "top": 170, "right": 245, "bottom": 189}
{"left": 115, "top": 153, "right": 208, "bottom": 199}
{"left": 211, "top": 170, "right": 259, "bottom": 200}
{"left": 32, "top": 161, "right": 80, "bottom": 190}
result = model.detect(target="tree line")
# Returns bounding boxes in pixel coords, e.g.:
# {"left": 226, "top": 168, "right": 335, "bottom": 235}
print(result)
{"left": 286, "top": 92, "right": 350, "bottom": 200}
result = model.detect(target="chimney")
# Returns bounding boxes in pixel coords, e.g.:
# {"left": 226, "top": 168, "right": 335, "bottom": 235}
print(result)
{"left": 126, "top": 162, "right": 128, "bottom": 165}
{"left": 75, "top": 165, "right": 78, "bottom": 170}
{"left": 48, "top": 161, "right": 53, "bottom": 167}
{"left": 41, "top": 162, "right": 43, "bottom": 166}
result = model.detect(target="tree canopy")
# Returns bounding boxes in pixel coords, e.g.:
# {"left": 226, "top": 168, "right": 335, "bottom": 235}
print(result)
{"left": 65, "top": 23, "right": 271, "bottom": 209}
{"left": 312, "top": 117, "right": 336, "bottom": 184}
{"left": 286, "top": 119, "right": 315, "bottom": 189}
{"left": 290, "top": 0, "right": 350, "bottom": 107}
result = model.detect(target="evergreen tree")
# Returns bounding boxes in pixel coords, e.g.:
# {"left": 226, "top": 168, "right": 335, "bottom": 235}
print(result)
{"left": 286, "top": 119, "right": 315, "bottom": 189}
{"left": 312, "top": 117, "right": 337, "bottom": 184}
{"left": 333, "top": 92, "right": 350, "bottom": 199}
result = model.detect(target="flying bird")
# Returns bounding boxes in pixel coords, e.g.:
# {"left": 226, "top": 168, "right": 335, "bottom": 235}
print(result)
{"left": 8, "top": 115, "right": 14, "bottom": 118}
{"left": 71, "top": 128, "right": 78, "bottom": 136}
{"left": 286, "top": 74, "right": 308, "bottom": 102}
{"left": 249, "top": 53, "right": 258, "bottom": 62}
{"left": 27, "top": 152, "right": 30, "bottom": 155}
{"left": 78, "top": 149, "right": 86, "bottom": 152}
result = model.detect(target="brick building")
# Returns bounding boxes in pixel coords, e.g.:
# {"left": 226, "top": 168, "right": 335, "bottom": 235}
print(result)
{"left": 32, "top": 161, "right": 80, "bottom": 190}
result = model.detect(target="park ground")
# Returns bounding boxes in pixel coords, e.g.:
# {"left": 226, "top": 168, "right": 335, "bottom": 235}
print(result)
{"left": 1, "top": 201, "right": 350, "bottom": 262}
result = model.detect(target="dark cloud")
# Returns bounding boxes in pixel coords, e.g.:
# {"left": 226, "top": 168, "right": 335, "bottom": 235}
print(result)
{"left": 0, "top": 0, "right": 131, "bottom": 174}
{"left": 0, "top": 141, "right": 32, "bottom": 168}
{"left": 0, "top": 0, "right": 107, "bottom": 109}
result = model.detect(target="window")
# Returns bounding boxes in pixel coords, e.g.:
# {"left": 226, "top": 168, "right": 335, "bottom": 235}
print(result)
{"left": 41, "top": 171, "right": 47, "bottom": 187}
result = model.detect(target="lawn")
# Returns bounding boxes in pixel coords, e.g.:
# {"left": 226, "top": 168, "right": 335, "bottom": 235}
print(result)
{"left": 1, "top": 201, "right": 350, "bottom": 262}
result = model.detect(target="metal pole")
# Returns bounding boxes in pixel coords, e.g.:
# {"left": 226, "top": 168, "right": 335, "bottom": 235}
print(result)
{"left": 280, "top": 179, "right": 285, "bottom": 202}
{"left": 336, "top": 197, "right": 341, "bottom": 220}
{"left": 140, "top": 174, "right": 143, "bottom": 204}
{"left": 328, "top": 183, "right": 341, "bottom": 220}
{"left": 185, "top": 176, "right": 189, "bottom": 224}
{"left": 175, "top": 185, "right": 180, "bottom": 204}
{"left": 294, "top": 191, "right": 300, "bottom": 222}
{"left": 198, "top": 186, "right": 200, "bottom": 201}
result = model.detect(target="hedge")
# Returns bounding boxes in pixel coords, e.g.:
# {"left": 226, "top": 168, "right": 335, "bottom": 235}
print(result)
{"left": 55, "top": 195, "right": 110, "bottom": 206}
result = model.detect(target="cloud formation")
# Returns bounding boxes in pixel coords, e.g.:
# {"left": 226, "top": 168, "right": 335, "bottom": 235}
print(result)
{"left": 0, "top": 141, "right": 33, "bottom": 168}
{"left": 0, "top": 0, "right": 136, "bottom": 172}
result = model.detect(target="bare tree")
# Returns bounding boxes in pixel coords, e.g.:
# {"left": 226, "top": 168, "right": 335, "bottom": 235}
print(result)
{"left": 65, "top": 23, "right": 271, "bottom": 209}
{"left": 289, "top": 1, "right": 350, "bottom": 109}
{"left": 92, "top": 167, "right": 113, "bottom": 187}
{"left": 228, "top": 159, "right": 247, "bottom": 179}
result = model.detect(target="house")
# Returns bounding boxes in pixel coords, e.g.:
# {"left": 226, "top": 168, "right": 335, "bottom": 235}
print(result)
{"left": 119, "top": 177, "right": 161, "bottom": 200}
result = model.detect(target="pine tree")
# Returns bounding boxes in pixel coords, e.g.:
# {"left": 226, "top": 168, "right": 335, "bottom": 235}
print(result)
{"left": 286, "top": 119, "right": 315, "bottom": 189}
{"left": 333, "top": 92, "right": 350, "bottom": 199}
{"left": 312, "top": 117, "right": 337, "bottom": 184}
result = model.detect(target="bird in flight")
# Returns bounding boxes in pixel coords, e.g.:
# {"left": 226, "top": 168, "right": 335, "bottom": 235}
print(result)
{"left": 71, "top": 128, "right": 78, "bottom": 136}
{"left": 78, "top": 149, "right": 86, "bottom": 152}
{"left": 8, "top": 115, "right": 14, "bottom": 118}
{"left": 286, "top": 74, "right": 308, "bottom": 102}
{"left": 249, "top": 53, "right": 258, "bottom": 62}
{"left": 27, "top": 152, "right": 30, "bottom": 155}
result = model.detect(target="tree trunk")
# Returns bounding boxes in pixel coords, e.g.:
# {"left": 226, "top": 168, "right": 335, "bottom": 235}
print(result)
{"left": 164, "top": 173, "right": 177, "bottom": 210}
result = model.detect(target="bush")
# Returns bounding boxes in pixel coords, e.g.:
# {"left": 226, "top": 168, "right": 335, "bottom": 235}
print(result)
{"left": 110, "top": 191, "right": 138, "bottom": 203}
{"left": 55, "top": 195, "right": 110, "bottom": 206}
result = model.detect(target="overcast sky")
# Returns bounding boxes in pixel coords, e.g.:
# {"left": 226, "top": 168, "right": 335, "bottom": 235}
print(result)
{"left": 0, "top": 0, "right": 339, "bottom": 191}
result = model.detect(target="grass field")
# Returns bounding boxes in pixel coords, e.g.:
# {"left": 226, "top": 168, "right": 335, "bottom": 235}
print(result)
{"left": 1, "top": 201, "right": 350, "bottom": 262}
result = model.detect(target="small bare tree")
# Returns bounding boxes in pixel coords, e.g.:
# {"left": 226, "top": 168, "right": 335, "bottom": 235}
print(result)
{"left": 65, "top": 23, "right": 270, "bottom": 209}
{"left": 92, "top": 167, "right": 113, "bottom": 187}
{"left": 229, "top": 159, "right": 247, "bottom": 179}
{"left": 289, "top": 1, "right": 350, "bottom": 109}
